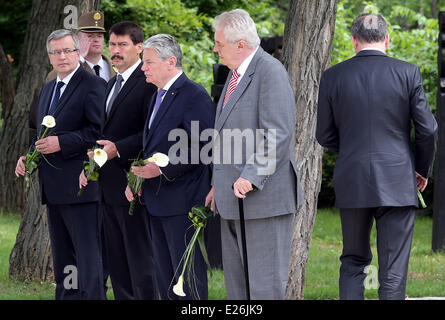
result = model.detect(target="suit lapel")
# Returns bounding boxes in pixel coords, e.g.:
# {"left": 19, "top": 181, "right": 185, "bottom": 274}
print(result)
{"left": 37, "top": 81, "right": 54, "bottom": 136}
{"left": 143, "top": 93, "right": 156, "bottom": 152}
{"left": 105, "top": 62, "right": 143, "bottom": 127}
{"left": 82, "top": 60, "right": 93, "bottom": 73}
{"left": 145, "top": 72, "right": 187, "bottom": 146}
{"left": 51, "top": 66, "right": 83, "bottom": 119}
{"left": 214, "top": 48, "right": 262, "bottom": 132}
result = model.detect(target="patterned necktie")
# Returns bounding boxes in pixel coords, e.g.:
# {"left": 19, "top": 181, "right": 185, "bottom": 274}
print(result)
{"left": 48, "top": 81, "right": 65, "bottom": 114}
{"left": 223, "top": 70, "right": 240, "bottom": 107}
{"left": 149, "top": 89, "right": 167, "bottom": 129}
{"left": 106, "top": 75, "right": 123, "bottom": 114}
{"left": 93, "top": 65, "right": 100, "bottom": 77}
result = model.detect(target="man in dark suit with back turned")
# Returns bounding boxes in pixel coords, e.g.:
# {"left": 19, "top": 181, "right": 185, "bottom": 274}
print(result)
{"left": 15, "top": 29, "right": 106, "bottom": 299}
{"left": 316, "top": 14, "right": 438, "bottom": 300}
{"left": 79, "top": 21, "right": 157, "bottom": 299}
{"left": 126, "top": 34, "right": 214, "bottom": 299}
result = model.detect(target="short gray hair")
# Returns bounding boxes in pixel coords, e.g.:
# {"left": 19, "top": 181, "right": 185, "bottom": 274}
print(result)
{"left": 213, "top": 9, "right": 260, "bottom": 49}
{"left": 142, "top": 34, "right": 182, "bottom": 68}
{"left": 46, "top": 29, "right": 80, "bottom": 53}
{"left": 351, "top": 14, "right": 387, "bottom": 43}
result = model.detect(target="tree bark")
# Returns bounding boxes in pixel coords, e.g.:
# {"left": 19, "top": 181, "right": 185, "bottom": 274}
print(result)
{"left": 0, "top": 42, "right": 15, "bottom": 121}
{"left": 431, "top": 0, "right": 437, "bottom": 19}
{"left": 282, "top": 0, "right": 337, "bottom": 299}
{"left": 7, "top": 0, "right": 101, "bottom": 282}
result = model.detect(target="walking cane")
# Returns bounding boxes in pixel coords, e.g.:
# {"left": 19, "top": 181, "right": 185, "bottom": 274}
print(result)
{"left": 232, "top": 184, "right": 254, "bottom": 300}
{"left": 237, "top": 196, "right": 250, "bottom": 300}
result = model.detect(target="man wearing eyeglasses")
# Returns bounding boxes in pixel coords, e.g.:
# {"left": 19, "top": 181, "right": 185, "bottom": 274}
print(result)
{"left": 45, "top": 12, "right": 116, "bottom": 82}
{"left": 15, "top": 29, "right": 106, "bottom": 300}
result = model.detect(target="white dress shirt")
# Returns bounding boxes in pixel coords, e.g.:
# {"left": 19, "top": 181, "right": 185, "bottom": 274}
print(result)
{"left": 81, "top": 55, "right": 111, "bottom": 81}
{"left": 105, "top": 59, "right": 141, "bottom": 108}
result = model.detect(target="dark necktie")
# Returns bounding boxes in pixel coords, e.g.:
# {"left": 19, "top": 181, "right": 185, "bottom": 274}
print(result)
{"left": 106, "top": 75, "right": 123, "bottom": 114}
{"left": 93, "top": 65, "right": 100, "bottom": 77}
{"left": 48, "top": 81, "right": 65, "bottom": 114}
{"left": 149, "top": 89, "right": 167, "bottom": 129}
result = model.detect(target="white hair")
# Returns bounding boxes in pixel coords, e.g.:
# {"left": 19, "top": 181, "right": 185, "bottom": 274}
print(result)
{"left": 213, "top": 9, "right": 260, "bottom": 48}
{"left": 142, "top": 33, "right": 182, "bottom": 68}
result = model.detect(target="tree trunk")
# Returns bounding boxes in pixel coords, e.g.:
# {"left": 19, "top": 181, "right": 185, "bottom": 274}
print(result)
{"left": 0, "top": 43, "right": 15, "bottom": 121}
{"left": 9, "top": 173, "right": 53, "bottom": 281}
{"left": 431, "top": 0, "right": 437, "bottom": 19}
{"left": 282, "top": 0, "right": 337, "bottom": 299}
{"left": 7, "top": 0, "right": 101, "bottom": 282}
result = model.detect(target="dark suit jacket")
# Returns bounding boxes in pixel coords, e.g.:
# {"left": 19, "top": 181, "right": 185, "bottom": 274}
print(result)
{"left": 316, "top": 50, "right": 438, "bottom": 208}
{"left": 36, "top": 65, "right": 106, "bottom": 205}
{"left": 99, "top": 62, "right": 157, "bottom": 205}
{"left": 142, "top": 72, "right": 215, "bottom": 216}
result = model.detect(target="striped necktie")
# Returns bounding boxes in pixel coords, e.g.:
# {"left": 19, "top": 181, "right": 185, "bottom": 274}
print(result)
{"left": 222, "top": 70, "right": 240, "bottom": 107}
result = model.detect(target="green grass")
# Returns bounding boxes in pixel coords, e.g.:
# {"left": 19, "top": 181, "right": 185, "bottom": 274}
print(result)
{"left": 1, "top": 209, "right": 444, "bottom": 299}
{"left": 0, "top": 211, "right": 226, "bottom": 300}
{"left": 304, "top": 208, "right": 445, "bottom": 299}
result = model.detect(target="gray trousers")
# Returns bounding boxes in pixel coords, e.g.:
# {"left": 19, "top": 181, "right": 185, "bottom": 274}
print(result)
{"left": 339, "top": 206, "right": 415, "bottom": 300}
{"left": 220, "top": 213, "right": 294, "bottom": 300}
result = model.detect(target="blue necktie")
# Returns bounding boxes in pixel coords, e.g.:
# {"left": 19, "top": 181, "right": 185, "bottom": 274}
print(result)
{"left": 48, "top": 81, "right": 65, "bottom": 114}
{"left": 149, "top": 89, "right": 167, "bottom": 128}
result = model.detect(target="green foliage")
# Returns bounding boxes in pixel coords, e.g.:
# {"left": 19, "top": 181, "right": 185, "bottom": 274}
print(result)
{"left": 387, "top": 6, "right": 438, "bottom": 112}
{"left": 332, "top": 0, "right": 438, "bottom": 111}
{"left": 101, "top": 0, "right": 285, "bottom": 92}
{"left": 0, "top": 0, "right": 31, "bottom": 66}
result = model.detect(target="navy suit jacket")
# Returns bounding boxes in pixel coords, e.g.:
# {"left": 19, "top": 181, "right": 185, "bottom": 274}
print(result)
{"left": 316, "top": 50, "right": 438, "bottom": 208}
{"left": 142, "top": 72, "right": 215, "bottom": 217}
{"left": 36, "top": 65, "right": 106, "bottom": 205}
{"left": 99, "top": 63, "right": 157, "bottom": 205}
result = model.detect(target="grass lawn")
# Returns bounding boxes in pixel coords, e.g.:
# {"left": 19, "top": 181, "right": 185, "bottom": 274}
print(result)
{"left": 305, "top": 208, "right": 445, "bottom": 299}
{"left": 1, "top": 209, "right": 444, "bottom": 300}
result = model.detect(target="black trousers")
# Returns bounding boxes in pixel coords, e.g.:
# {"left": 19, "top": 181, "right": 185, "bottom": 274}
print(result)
{"left": 102, "top": 202, "right": 157, "bottom": 300}
{"left": 47, "top": 202, "right": 105, "bottom": 300}
{"left": 149, "top": 214, "right": 208, "bottom": 300}
{"left": 339, "top": 206, "right": 415, "bottom": 300}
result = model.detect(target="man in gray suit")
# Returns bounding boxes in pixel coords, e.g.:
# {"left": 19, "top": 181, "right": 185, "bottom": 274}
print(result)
{"left": 316, "top": 14, "right": 437, "bottom": 300}
{"left": 205, "top": 9, "right": 302, "bottom": 300}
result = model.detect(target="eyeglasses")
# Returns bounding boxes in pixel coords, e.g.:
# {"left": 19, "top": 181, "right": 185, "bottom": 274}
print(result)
{"left": 48, "top": 48, "right": 79, "bottom": 56}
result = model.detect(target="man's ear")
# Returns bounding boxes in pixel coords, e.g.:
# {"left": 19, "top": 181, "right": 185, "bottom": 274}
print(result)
{"left": 384, "top": 33, "right": 390, "bottom": 47}
{"left": 136, "top": 42, "right": 143, "bottom": 54}
{"left": 351, "top": 36, "right": 358, "bottom": 49}
{"left": 167, "top": 56, "right": 177, "bottom": 69}
{"left": 237, "top": 40, "right": 247, "bottom": 50}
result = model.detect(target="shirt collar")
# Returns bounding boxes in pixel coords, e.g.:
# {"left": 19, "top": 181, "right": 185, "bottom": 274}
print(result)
{"left": 162, "top": 70, "right": 183, "bottom": 92}
{"left": 236, "top": 46, "right": 259, "bottom": 77}
{"left": 360, "top": 47, "right": 386, "bottom": 54}
{"left": 82, "top": 56, "right": 107, "bottom": 70}
{"left": 117, "top": 59, "right": 141, "bottom": 82}
{"left": 56, "top": 63, "right": 80, "bottom": 85}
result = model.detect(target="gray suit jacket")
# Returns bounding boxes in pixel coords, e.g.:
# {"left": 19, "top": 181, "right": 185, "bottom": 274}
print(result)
{"left": 212, "top": 47, "right": 303, "bottom": 220}
{"left": 316, "top": 50, "right": 438, "bottom": 208}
